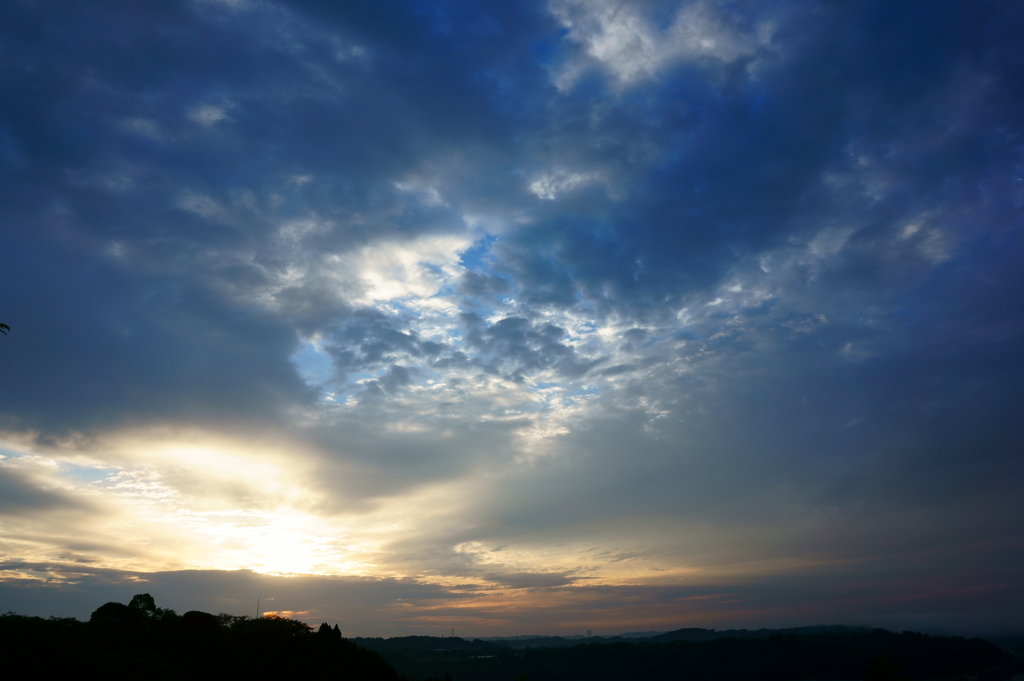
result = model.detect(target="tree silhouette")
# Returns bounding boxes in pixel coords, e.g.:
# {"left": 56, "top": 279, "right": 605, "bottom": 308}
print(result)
{"left": 128, "top": 593, "right": 157, "bottom": 617}
{"left": 0, "top": 323, "right": 8, "bottom": 335}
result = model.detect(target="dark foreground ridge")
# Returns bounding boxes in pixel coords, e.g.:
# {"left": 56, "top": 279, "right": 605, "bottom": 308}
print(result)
{"left": 2, "top": 594, "right": 1021, "bottom": 681}
{"left": 0, "top": 593, "right": 406, "bottom": 680}
{"left": 352, "top": 628, "right": 1020, "bottom": 681}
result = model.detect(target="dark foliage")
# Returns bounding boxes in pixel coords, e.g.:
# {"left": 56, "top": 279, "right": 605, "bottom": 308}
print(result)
{"left": 356, "top": 629, "right": 1018, "bottom": 681}
{"left": 0, "top": 594, "right": 401, "bottom": 680}
{"left": 2, "top": 597, "right": 1019, "bottom": 681}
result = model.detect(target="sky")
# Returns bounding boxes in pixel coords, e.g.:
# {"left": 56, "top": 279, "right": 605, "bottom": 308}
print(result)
{"left": 1, "top": 0, "right": 1023, "bottom": 638}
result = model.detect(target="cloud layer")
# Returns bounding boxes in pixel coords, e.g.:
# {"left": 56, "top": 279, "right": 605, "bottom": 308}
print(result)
{"left": 1, "top": 0, "right": 1022, "bottom": 635}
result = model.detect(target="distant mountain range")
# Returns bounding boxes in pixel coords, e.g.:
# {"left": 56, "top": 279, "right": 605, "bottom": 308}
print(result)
{"left": 470, "top": 625, "right": 873, "bottom": 649}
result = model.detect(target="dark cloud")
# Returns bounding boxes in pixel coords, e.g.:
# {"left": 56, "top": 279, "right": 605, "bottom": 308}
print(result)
{"left": 2, "top": 556, "right": 1021, "bottom": 637}
{"left": 0, "top": 468, "right": 88, "bottom": 514}
{"left": 0, "top": 231, "right": 315, "bottom": 434}
{"left": 460, "top": 313, "right": 599, "bottom": 380}
{"left": 0, "top": 0, "right": 1022, "bottom": 636}
{"left": 0, "top": 564, "right": 462, "bottom": 634}
{"left": 457, "top": 271, "right": 512, "bottom": 299}
{"left": 323, "top": 311, "right": 429, "bottom": 379}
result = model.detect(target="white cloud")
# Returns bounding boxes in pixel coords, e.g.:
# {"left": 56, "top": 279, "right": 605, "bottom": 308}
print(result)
{"left": 178, "top": 191, "right": 229, "bottom": 221}
{"left": 394, "top": 179, "right": 447, "bottom": 207}
{"left": 188, "top": 103, "right": 230, "bottom": 127}
{"left": 528, "top": 169, "right": 603, "bottom": 199}
{"left": 550, "top": 0, "right": 770, "bottom": 88}
{"left": 324, "top": 233, "right": 471, "bottom": 306}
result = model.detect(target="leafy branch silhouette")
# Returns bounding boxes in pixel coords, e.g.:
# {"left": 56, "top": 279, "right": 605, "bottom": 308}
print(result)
{"left": 0, "top": 324, "right": 8, "bottom": 335}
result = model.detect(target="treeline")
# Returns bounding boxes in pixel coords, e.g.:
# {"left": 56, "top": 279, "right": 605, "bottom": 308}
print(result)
{"left": 2, "top": 596, "right": 1018, "bottom": 681}
{"left": 353, "top": 629, "right": 1018, "bottom": 681}
{"left": 496, "top": 631, "right": 1016, "bottom": 681}
{"left": 0, "top": 593, "right": 403, "bottom": 680}
{"left": 465, "top": 625, "right": 873, "bottom": 650}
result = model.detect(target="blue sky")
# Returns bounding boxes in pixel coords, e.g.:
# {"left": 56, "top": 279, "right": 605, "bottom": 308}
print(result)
{"left": 1, "top": 0, "right": 1022, "bottom": 636}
